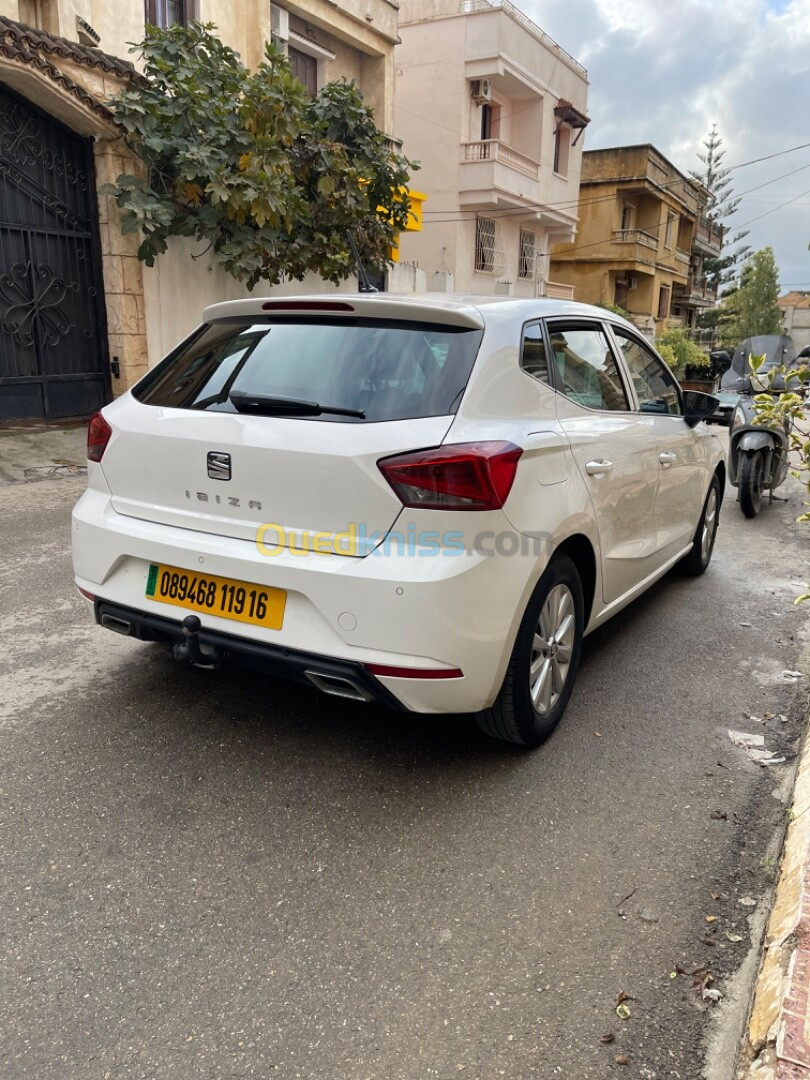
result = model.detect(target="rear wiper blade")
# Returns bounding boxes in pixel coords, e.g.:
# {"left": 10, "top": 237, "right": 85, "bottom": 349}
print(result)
{"left": 228, "top": 391, "right": 365, "bottom": 419}
{"left": 190, "top": 392, "right": 228, "bottom": 409}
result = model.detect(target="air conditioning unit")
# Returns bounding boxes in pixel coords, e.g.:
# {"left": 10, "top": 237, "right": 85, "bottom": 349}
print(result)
{"left": 470, "top": 79, "right": 492, "bottom": 104}
{"left": 270, "top": 3, "right": 289, "bottom": 41}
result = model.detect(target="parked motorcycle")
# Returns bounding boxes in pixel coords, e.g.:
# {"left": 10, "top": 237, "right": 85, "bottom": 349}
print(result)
{"left": 724, "top": 334, "right": 797, "bottom": 518}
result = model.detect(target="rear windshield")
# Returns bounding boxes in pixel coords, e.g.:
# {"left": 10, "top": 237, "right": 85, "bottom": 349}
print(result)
{"left": 133, "top": 317, "right": 483, "bottom": 423}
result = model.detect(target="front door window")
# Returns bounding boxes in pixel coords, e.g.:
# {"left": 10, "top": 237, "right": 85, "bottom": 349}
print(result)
{"left": 612, "top": 329, "right": 681, "bottom": 415}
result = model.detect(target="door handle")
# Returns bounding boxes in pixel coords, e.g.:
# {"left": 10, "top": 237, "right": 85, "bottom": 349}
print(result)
{"left": 584, "top": 459, "right": 614, "bottom": 476}
{"left": 659, "top": 452, "right": 677, "bottom": 465}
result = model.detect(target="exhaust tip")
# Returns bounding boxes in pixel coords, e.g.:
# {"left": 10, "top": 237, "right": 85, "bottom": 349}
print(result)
{"left": 101, "top": 613, "right": 133, "bottom": 636}
{"left": 304, "top": 670, "right": 373, "bottom": 703}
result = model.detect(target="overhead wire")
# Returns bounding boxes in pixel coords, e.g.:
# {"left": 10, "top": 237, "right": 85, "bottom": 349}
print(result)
{"left": 415, "top": 159, "right": 810, "bottom": 265}
{"left": 735, "top": 186, "right": 810, "bottom": 229}
{"left": 394, "top": 96, "right": 810, "bottom": 270}
{"left": 419, "top": 154, "right": 810, "bottom": 225}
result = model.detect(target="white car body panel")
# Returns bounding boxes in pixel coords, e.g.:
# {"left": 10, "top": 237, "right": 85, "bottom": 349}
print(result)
{"left": 554, "top": 405, "right": 660, "bottom": 605}
{"left": 72, "top": 293, "right": 726, "bottom": 717}
{"left": 100, "top": 399, "right": 453, "bottom": 554}
{"left": 647, "top": 414, "right": 716, "bottom": 561}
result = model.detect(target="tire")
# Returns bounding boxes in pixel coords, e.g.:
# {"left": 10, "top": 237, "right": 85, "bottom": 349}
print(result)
{"left": 739, "top": 451, "right": 764, "bottom": 518}
{"left": 475, "top": 554, "right": 584, "bottom": 746}
{"left": 679, "top": 474, "right": 721, "bottom": 576}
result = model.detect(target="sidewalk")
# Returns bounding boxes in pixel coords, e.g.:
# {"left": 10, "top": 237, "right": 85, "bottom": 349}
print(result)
{"left": 740, "top": 662, "right": 810, "bottom": 1078}
{"left": 0, "top": 421, "right": 87, "bottom": 485}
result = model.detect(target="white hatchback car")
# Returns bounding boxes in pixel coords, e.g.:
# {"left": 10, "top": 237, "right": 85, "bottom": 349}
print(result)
{"left": 72, "top": 295, "right": 724, "bottom": 745}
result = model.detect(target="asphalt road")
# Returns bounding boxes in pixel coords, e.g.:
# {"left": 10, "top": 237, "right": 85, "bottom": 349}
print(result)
{"left": 1, "top": 469, "right": 808, "bottom": 1080}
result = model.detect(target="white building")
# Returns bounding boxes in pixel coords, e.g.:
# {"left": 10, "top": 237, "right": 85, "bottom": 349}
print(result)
{"left": 394, "top": 0, "right": 589, "bottom": 297}
{"left": 779, "top": 291, "right": 810, "bottom": 352}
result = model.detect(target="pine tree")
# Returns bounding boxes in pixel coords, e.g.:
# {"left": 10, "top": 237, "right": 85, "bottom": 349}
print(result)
{"left": 718, "top": 247, "right": 782, "bottom": 347}
{"left": 691, "top": 126, "right": 750, "bottom": 293}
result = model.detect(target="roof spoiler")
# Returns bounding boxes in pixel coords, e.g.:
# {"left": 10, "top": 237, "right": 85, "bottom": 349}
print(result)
{"left": 202, "top": 295, "right": 486, "bottom": 330}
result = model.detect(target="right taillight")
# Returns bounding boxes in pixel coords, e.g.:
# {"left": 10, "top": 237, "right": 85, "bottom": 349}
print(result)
{"left": 87, "top": 411, "right": 112, "bottom": 462}
{"left": 378, "top": 442, "right": 523, "bottom": 511}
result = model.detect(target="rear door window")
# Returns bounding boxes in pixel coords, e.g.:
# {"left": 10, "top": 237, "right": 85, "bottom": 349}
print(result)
{"left": 544, "top": 322, "right": 630, "bottom": 412}
{"left": 134, "top": 318, "right": 483, "bottom": 423}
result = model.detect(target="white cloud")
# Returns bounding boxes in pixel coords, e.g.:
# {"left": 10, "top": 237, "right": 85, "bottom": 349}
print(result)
{"left": 522, "top": 0, "right": 810, "bottom": 289}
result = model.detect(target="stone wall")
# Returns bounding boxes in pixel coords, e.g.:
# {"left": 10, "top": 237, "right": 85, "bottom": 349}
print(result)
{"left": 92, "top": 137, "right": 150, "bottom": 392}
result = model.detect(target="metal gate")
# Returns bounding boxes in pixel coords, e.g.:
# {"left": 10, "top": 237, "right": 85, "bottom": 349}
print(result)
{"left": 0, "top": 84, "right": 110, "bottom": 421}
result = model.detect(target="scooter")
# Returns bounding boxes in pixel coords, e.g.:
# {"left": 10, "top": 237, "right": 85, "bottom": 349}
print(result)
{"left": 725, "top": 335, "right": 796, "bottom": 518}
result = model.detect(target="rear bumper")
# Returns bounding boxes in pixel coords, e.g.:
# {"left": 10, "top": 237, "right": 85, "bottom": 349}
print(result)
{"left": 73, "top": 488, "right": 549, "bottom": 713}
{"left": 94, "top": 599, "right": 405, "bottom": 710}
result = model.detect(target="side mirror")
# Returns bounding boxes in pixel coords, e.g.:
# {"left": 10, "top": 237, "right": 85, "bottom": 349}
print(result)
{"left": 683, "top": 390, "right": 718, "bottom": 427}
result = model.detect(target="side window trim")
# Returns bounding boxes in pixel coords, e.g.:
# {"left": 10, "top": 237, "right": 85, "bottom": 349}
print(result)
{"left": 519, "top": 318, "right": 553, "bottom": 387}
{"left": 541, "top": 317, "right": 633, "bottom": 412}
{"left": 604, "top": 322, "right": 684, "bottom": 417}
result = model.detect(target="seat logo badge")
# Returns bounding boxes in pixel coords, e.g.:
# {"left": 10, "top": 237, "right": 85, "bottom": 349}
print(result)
{"left": 207, "top": 451, "right": 231, "bottom": 481}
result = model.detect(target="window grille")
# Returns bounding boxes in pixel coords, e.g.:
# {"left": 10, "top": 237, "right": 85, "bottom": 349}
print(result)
{"left": 475, "top": 217, "right": 502, "bottom": 273}
{"left": 518, "top": 229, "right": 536, "bottom": 280}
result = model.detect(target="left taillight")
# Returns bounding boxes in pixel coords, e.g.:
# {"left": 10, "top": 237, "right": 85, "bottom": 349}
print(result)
{"left": 378, "top": 441, "right": 523, "bottom": 511}
{"left": 87, "top": 411, "right": 112, "bottom": 462}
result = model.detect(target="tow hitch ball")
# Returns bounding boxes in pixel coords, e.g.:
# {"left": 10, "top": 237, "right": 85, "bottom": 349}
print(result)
{"left": 172, "top": 615, "right": 224, "bottom": 668}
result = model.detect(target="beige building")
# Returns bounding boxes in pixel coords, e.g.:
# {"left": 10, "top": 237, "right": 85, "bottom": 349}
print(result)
{"left": 550, "top": 145, "right": 717, "bottom": 337}
{"left": 394, "top": 0, "right": 589, "bottom": 298}
{"left": 6, "top": 0, "right": 399, "bottom": 130}
{"left": 778, "top": 291, "right": 810, "bottom": 351}
{"left": 0, "top": 1, "right": 403, "bottom": 421}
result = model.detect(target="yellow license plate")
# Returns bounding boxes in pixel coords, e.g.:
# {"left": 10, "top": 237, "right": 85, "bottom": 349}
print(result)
{"left": 145, "top": 563, "right": 286, "bottom": 630}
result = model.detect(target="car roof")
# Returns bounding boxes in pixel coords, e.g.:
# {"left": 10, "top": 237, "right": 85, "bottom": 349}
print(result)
{"left": 202, "top": 293, "right": 638, "bottom": 333}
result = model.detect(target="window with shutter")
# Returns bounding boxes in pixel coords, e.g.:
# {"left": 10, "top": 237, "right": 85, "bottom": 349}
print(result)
{"left": 288, "top": 47, "right": 318, "bottom": 96}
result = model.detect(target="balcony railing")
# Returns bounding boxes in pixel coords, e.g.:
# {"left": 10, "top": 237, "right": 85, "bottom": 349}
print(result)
{"left": 695, "top": 216, "right": 724, "bottom": 253}
{"left": 458, "top": 1, "right": 587, "bottom": 79}
{"left": 674, "top": 275, "right": 719, "bottom": 306}
{"left": 612, "top": 228, "right": 658, "bottom": 250}
{"left": 543, "top": 280, "right": 575, "bottom": 300}
{"left": 463, "top": 139, "right": 540, "bottom": 179}
{"left": 675, "top": 248, "right": 691, "bottom": 268}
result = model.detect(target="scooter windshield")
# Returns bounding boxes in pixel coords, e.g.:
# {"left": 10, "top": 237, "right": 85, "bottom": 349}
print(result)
{"left": 722, "top": 335, "right": 797, "bottom": 389}
{"left": 730, "top": 335, "right": 796, "bottom": 375}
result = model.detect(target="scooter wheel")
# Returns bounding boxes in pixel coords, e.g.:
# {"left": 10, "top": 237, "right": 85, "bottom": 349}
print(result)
{"left": 739, "top": 451, "right": 764, "bottom": 518}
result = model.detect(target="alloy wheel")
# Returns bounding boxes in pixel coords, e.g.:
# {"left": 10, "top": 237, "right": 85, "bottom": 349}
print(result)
{"left": 701, "top": 485, "right": 718, "bottom": 561}
{"left": 529, "top": 584, "right": 575, "bottom": 715}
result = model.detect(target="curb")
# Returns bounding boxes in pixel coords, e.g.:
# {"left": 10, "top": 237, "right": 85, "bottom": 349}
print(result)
{"left": 740, "top": 658, "right": 810, "bottom": 1079}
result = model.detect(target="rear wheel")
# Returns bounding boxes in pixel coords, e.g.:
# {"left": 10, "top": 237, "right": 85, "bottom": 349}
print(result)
{"left": 680, "top": 474, "right": 721, "bottom": 576}
{"left": 739, "top": 451, "right": 764, "bottom": 518}
{"left": 475, "top": 554, "right": 584, "bottom": 746}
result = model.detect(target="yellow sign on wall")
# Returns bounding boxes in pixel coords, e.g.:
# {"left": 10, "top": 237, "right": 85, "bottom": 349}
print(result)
{"left": 390, "top": 188, "right": 426, "bottom": 262}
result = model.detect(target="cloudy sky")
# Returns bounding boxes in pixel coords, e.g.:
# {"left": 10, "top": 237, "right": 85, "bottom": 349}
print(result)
{"left": 523, "top": 0, "right": 810, "bottom": 292}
